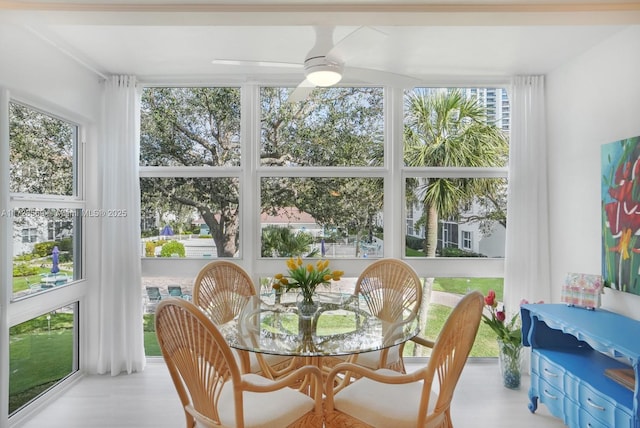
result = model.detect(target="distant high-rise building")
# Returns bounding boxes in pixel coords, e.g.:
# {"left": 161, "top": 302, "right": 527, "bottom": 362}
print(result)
{"left": 460, "top": 87, "right": 510, "bottom": 133}
{"left": 413, "top": 87, "right": 510, "bottom": 134}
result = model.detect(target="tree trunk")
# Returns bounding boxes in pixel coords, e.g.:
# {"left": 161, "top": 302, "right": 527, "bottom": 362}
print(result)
{"left": 204, "top": 211, "right": 238, "bottom": 257}
{"left": 415, "top": 277, "right": 434, "bottom": 357}
{"left": 221, "top": 215, "right": 239, "bottom": 257}
{"left": 424, "top": 203, "right": 438, "bottom": 257}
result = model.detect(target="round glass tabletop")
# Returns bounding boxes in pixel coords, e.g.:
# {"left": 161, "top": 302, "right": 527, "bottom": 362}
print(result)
{"left": 217, "top": 292, "right": 419, "bottom": 357}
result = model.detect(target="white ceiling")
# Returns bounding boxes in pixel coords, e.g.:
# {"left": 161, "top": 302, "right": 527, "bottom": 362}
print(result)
{"left": 3, "top": 1, "right": 639, "bottom": 85}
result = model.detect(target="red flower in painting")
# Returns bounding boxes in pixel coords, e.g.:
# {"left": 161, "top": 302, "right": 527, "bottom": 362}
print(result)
{"left": 605, "top": 156, "right": 640, "bottom": 260}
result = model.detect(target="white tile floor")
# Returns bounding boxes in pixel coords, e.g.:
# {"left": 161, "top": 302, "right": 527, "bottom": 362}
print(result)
{"left": 14, "top": 359, "right": 565, "bottom": 428}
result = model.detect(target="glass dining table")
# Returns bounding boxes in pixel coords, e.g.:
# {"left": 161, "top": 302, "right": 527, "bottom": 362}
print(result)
{"left": 217, "top": 291, "right": 419, "bottom": 395}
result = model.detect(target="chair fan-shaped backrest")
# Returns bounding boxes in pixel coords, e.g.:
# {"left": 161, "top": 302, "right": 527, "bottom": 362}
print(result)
{"left": 155, "top": 298, "right": 242, "bottom": 428}
{"left": 420, "top": 290, "right": 484, "bottom": 426}
{"left": 354, "top": 258, "right": 422, "bottom": 323}
{"left": 192, "top": 261, "right": 256, "bottom": 325}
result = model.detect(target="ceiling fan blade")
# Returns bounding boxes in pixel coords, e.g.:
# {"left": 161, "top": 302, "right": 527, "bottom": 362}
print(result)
{"left": 211, "top": 58, "right": 301, "bottom": 69}
{"left": 326, "top": 26, "right": 388, "bottom": 64}
{"left": 288, "top": 80, "right": 316, "bottom": 103}
{"left": 345, "top": 67, "right": 423, "bottom": 88}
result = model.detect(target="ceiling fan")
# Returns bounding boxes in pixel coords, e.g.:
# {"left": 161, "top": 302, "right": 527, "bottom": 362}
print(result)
{"left": 211, "top": 26, "right": 421, "bottom": 102}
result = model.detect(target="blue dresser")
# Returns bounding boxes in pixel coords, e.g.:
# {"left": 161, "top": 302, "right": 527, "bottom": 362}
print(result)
{"left": 521, "top": 304, "right": 640, "bottom": 428}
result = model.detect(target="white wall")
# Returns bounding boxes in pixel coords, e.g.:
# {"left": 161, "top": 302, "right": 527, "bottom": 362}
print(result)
{"left": 546, "top": 26, "right": 640, "bottom": 318}
{"left": 0, "top": 22, "right": 103, "bottom": 376}
{"left": 0, "top": 24, "right": 101, "bottom": 120}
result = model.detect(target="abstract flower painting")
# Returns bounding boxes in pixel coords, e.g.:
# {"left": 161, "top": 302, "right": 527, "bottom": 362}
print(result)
{"left": 602, "top": 136, "right": 640, "bottom": 295}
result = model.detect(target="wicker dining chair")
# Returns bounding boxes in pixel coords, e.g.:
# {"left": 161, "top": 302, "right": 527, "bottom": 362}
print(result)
{"left": 323, "top": 290, "right": 484, "bottom": 428}
{"left": 192, "top": 260, "right": 295, "bottom": 379}
{"left": 155, "top": 298, "right": 323, "bottom": 428}
{"left": 349, "top": 258, "right": 423, "bottom": 373}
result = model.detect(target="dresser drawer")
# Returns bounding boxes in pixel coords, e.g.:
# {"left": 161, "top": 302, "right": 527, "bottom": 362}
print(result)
{"left": 532, "top": 351, "right": 565, "bottom": 390}
{"left": 577, "top": 381, "right": 633, "bottom": 428}
{"left": 579, "top": 408, "right": 609, "bottom": 428}
{"left": 531, "top": 375, "right": 566, "bottom": 421}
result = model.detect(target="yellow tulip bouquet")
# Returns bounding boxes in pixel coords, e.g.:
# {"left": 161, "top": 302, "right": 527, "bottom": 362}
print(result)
{"left": 272, "top": 257, "right": 343, "bottom": 305}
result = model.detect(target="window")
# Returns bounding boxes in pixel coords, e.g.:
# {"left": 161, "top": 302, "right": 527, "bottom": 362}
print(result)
{"left": 139, "top": 87, "right": 242, "bottom": 259}
{"left": 21, "top": 228, "right": 38, "bottom": 243}
{"left": 9, "top": 304, "right": 79, "bottom": 415}
{"left": 413, "top": 277, "right": 505, "bottom": 357}
{"left": 259, "top": 87, "right": 384, "bottom": 168}
{"left": 139, "top": 84, "right": 509, "bottom": 358}
{"left": 6, "top": 99, "right": 84, "bottom": 416}
{"left": 47, "top": 220, "right": 73, "bottom": 241}
{"left": 406, "top": 206, "right": 415, "bottom": 236}
{"left": 140, "top": 177, "right": 239, "bottom": 258}
{"left": 9, "top": 102, "right": 75, "bottom": 196}
{"left": 259, "top": 87, "right": 385, "bottom": 259}
{"left": 9, "top": 102, "right": 83, "bottom": 300}
{"left": 462, "top": 230, "right": 472, "bottom": 250}
{"left": 260, "top": 177, "right": 384, "bottom": 258}
{"left": 404, "top": 88, "right": 508, "bottom": 258}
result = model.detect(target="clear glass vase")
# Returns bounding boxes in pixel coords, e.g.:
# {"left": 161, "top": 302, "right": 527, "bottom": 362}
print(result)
{"left": 497, "top": 339, "right": 523, "bottom": 389}
{"left": 296, "top": 292, "right": 319, "bottom": 320}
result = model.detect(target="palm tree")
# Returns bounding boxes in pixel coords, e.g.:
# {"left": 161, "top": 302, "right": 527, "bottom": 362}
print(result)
{"left": 404, "top": 89, "right": 508, "bottom": 352}
{"left": 404, "top": 89, "right": 508, "bottom": 256}
{"left": 261, "top": 225, "right": 319, "bottom": 258}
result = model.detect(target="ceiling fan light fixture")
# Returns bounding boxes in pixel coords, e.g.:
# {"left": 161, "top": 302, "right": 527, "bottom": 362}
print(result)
{"left": 304, "top": 57, "right": 343, "bottom": 87}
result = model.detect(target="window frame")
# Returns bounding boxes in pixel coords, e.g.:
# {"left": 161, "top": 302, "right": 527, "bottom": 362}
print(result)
{"left": 140, "top": 83, "right": 507, "bottom": 282}
{"left": 2, "top": 91, "right": 86, "bottom": 421}
{"left": 8, "top": 99, "right": 86, "bottom": 301}
{"left": 462, "top": 230, "right": 473, "bottom": 251}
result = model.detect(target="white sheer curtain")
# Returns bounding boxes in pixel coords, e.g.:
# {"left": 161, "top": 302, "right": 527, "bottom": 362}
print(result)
{"left": 504, "top": 75, "right": 551, "bottom": 314}
{"left": 97, "top": 75, "right": 146, "bottom": 375}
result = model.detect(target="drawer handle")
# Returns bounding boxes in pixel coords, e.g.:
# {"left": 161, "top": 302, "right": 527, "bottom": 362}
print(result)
{"left": 586, "top": 398, "right": 605, "bottom": 412}
{"left": 543, "top": 368, "right": 558, "bottom": 377}
{"left": 543, "top": 389, "right": 558, "bottom": 400}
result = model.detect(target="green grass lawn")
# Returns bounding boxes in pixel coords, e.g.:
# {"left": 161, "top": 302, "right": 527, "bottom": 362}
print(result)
{"left": 420, "top": 303, "right": 498, "bottom": 357}
{"left": 433, "top": 277, "right": 503, "bottom": 301}
{"left": 9, "top": 327, "right": 75, "bottom": 414}
{"left": 12, "top": 268, "right": 74, "bottom": 294}
{"left": 144, "top": 313, "right": 161, "bottom": 356}
{"left": 145, "top": 332, "right": 161, "bottom": 356}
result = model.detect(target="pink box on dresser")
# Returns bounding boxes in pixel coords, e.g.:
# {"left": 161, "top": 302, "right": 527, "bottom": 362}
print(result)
{"left": 560, "top": 273, "right": 603, "bottom": 310}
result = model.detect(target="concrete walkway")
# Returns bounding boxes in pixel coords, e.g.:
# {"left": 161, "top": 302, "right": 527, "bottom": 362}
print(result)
{"left": 430, "top": 290, "right": 463, "bottom": 307}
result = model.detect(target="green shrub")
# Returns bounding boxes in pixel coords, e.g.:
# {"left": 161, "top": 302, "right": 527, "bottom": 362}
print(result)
{"left": 143, "top": 314, "right": 155, "bottom": 332}
{"left": 440, "top": 247, "right": 486, "bottom": 258}
{"left": 13, "top": 254, "right": 32, "bottom": 262}
{"left": 57, "top": 237, "right": 72, "bottom": 253}
{"left": 12, "top": 263, "right": 39, "bottom": 277}
{"left": 33, "top": 239, "right": 72, "bottom": 258}
{"left": 32, "top": 241, "right": 56, "bottom": 258}
{"left": 160, "top": 240, "right": 185, "bottom": 257}
{"left": 145, "top": 241, "right": 159, "bottom": 257}
{"left": 405, "top": 235, "right": 424, "bottom": 251}
{"left": 58, "top": 253, "right": 72, "bottom": 263}
{"left": 10, "top": 312, "right": 74, "bottom": 335}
